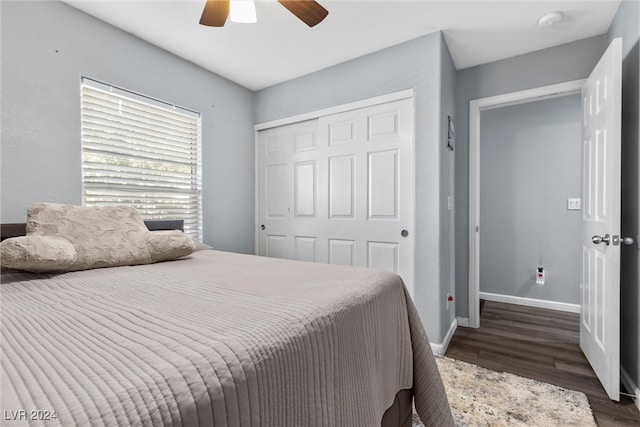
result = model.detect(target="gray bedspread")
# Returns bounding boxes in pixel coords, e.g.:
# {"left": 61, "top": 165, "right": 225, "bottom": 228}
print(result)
{"left": 1, "top": 250, "right": 453, "bottom": 426}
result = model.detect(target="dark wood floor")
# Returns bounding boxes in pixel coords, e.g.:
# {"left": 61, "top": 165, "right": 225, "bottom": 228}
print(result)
{"left": 445, "top": 300, "right": 640, "bottom": 426}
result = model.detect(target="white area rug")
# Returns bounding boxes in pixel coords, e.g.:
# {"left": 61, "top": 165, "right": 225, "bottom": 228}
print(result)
{"left": 414, "top": 357, "right": 597, "bottom": 427}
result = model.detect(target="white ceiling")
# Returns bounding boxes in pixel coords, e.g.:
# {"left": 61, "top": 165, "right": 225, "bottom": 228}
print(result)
{"left": 64, "top": 0, "right": 621, "bottom": 91}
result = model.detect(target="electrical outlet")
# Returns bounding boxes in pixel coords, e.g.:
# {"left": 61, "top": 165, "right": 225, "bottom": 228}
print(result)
{"left": 536, "top": 267, "right": 545, "bottom": 286}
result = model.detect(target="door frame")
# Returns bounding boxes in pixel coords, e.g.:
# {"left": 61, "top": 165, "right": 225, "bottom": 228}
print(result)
{"left": 467, "top": 79, "right": 586, "bottom": 328}
{"left": 253, "top": 88, "right": 415, "bottom": 255}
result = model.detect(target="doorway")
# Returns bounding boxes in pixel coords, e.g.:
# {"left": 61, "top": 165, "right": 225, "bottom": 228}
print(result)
{"left": 467, "top": 79, "right": 586, "bottom": 328}
{"left": 467, "top": 38, "right": 623, "bottom": 402}
{"left": 479, "top": 93, "right": 583, "bottom": 311}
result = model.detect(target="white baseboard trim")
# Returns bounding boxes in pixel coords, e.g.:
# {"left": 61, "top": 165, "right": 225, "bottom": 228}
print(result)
{"left": 430, "top": 318, "right": 457, "bottom": 357}
{"left": 479, "top": 292, "right": 580, "bottom": 313}
{"left": 621, "top": 366, "right": 640, "bottom": 411}
{"left": 456, "top": 317, "right": 470, "bottom": 328}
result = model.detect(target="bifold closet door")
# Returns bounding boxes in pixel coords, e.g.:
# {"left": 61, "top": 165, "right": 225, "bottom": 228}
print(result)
{"left": 258, "top": 98, "right": 414, "bottom": 292}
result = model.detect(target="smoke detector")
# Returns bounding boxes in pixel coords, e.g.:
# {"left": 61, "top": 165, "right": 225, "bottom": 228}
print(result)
{"left": 538, "top": 11, "right": 563, "bottom": 27}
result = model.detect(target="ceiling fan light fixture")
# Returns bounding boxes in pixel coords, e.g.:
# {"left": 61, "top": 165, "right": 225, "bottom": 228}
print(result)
{"left": 230, "top": 0, "right": 257, "bottom": 24}
{"left": 199, "top": 0, "right": 327, "bottom": 28}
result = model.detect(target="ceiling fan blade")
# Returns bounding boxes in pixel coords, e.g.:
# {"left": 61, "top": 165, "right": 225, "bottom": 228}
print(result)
{"left": 200, "top": 0, "right": 230, "bottom": 27}
{"left": 278, "top": 1, "right": 328, "bottom": 27}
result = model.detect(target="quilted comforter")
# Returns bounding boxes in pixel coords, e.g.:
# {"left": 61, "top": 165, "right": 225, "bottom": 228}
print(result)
{"left": 1, "top": 250, "right": 452, "bottom": 426}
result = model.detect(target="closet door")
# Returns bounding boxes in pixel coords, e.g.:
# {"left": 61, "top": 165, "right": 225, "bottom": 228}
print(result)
{"left": 258, "top": 119, "right": 319, "bottom": 261}
{"left": 258, "top": 98, "right": 414, "bottom": 293}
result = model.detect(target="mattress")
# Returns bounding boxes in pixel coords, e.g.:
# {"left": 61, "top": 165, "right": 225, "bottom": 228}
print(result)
{"left": 1, "top": 250, "right": 452, "bottom": 426}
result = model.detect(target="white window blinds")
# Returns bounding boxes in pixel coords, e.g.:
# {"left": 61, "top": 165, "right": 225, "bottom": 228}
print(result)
{"left": 81, "top": 78, "right": 202, "bottom": 241}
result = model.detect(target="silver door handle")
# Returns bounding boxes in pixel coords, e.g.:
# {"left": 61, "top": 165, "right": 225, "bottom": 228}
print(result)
{"left": 622, "top": 236, "right": 635, "bottom": 245}
{"left": 610, "top": 235, "right": 635, "bottom": 246}
{"left": 592, "top": 234, "right": 610, "bottom": 246}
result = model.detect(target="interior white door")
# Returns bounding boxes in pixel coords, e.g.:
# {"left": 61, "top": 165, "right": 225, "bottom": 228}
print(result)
{"left": 580, "top": 37, "right": 622, "bottom": 402}
{"left": 258, "top": 98, "right": 414, "bottom": 294}
{"left": 258, "top": 119, "right": 319, "bottom": 260}
{"left": 318, "top": 100, "right": 414, "bottom": 291}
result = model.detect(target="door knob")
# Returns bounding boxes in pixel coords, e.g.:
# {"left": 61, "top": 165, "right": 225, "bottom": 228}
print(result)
{"left": 592, "top": 234, "right": 611, "bottom": 246}
{"left": 401, "top": 230, "right": 409, "bottom": 237}
{"left": 260, "top": 224, "right": 265, "bottom": 230}
{"left": 621, "top": 236, "right": 635, "bottom": 245}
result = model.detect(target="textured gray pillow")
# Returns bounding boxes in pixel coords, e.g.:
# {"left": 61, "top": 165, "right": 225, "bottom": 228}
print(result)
{"left": 27, "top": 203, "right": 153, "bottom": 270}
{"left": 147, "top": 230, "right": 197, "bottom": 262}
{"left": 3, "top": 203, "right": 196, "bottom": 273}
{"left": 1, "top": 235, "right": 77, "bottom": 272}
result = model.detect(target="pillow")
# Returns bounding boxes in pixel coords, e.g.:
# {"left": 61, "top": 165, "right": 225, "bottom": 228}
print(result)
{"left": 147, "top": 230, "right": 197, "bottom": 262}
{"left": 6, "top": 203, "right": 196, "bottom": 273}
{"left": 27, "top": 203, "right": 152, "bottom": 270}
{"left": 1, "top": 235, "right": 77, "bottom": 273}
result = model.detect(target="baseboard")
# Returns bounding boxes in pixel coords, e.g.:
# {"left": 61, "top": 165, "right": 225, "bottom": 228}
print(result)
{"left": 430, "top": 318, "right": 457, "bottom": 357}
{"left": 456, "top": 317, "right": 470, "bottom": 327}
{"left": 621, "top": 366, "right": 640, "bottom": 411}
{"left": 479, "top": 292, "right": 580, "bottom": 313}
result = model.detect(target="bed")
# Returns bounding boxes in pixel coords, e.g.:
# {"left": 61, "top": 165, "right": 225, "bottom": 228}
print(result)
{"left": 1, "top": 210, "right": 453, "bottom": 426}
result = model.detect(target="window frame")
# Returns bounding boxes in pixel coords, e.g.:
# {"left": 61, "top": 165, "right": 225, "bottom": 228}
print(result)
{"left": 80, "top": 77, "right": 203, "bottom": 241}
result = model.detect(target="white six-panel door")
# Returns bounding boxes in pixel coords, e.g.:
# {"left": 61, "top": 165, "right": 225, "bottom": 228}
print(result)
{"left": 258, "top": 98, "right": 414, "bottom": 294}
{"left": 259, "top": 119, "right": 319, "bottom": 261}
{"left": 580, "top": 38, "right": 622, "bottom": 401}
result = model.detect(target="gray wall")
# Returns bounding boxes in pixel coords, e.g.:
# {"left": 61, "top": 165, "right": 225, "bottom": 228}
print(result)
{"left": 607, "top": 0, "right": 640, "bottom": 396}
{"left": 454, "top": 35, "right": 609, "bottom": 318}
{"left": 256, "top": 33, "right": 452, "bottom": 343}
{"left": 479, "top": 95, "right": 582, "bottom": 303}
{"left": 439, "top": 36, "right": 457, "bottom": 334}
{"left": 0, "top": 0, "right": 256, "bottom": 254}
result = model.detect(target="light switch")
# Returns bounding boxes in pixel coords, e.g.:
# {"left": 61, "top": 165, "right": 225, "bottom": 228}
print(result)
{"left": 567, "top": 198, "right": 581, "bottom": 210}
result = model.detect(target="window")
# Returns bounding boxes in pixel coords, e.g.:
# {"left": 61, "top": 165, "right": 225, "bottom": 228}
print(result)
{"left": 81, "top": 78, "right": 202, "bottom": 241}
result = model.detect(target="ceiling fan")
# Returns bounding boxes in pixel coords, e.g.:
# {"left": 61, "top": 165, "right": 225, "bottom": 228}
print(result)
{"left": 199, "top": 0, "right": 329, "bottom": 27}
